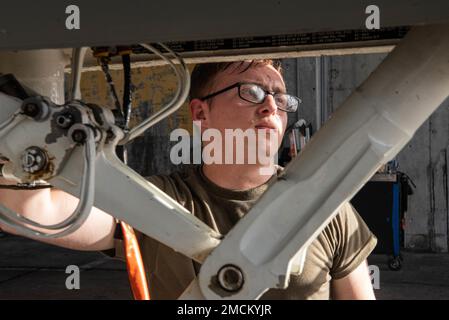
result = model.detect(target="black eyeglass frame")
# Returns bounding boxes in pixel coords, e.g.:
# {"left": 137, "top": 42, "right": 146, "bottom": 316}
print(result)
{"left": 199, "top": 82, "right": 301, "bottom": 113}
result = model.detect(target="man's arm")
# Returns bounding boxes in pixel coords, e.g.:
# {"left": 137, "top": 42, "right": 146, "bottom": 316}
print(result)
{"left": 331, "top": 260, "right": 376, "bottom": 300}
{"left": 0, "top": 176, "right": 116, "bottom": 251}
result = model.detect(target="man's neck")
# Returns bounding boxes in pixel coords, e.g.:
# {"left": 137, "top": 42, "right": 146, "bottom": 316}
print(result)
{"left": 202, "top": 163, "right": 276, "bottom": 190}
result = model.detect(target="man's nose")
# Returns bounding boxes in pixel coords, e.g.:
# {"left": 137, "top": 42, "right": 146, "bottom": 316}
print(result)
{"left": 257, "top": 94, "right": 278, "bottom": 115}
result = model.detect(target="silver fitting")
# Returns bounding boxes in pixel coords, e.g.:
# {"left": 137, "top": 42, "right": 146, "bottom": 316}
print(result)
{"left": 21, "top": 147, "right": 48, "bottom": 174}
{"left": 217, "top": 264, "right": 244, "bottom": 292}
{"left": 68, "top": 124, "right": 91, "bottom": 144}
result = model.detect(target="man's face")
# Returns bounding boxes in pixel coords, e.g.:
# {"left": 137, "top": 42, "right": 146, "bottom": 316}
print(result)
{"left": 192, "top": 62, "right": 288, "bottom": 164}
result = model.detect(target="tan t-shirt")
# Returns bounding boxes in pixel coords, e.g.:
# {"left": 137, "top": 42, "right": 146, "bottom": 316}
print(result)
{"left": 126, "top": 165, "right": 377, "bottom": 300}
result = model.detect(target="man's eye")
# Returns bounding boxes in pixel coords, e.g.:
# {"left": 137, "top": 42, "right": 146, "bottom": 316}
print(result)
{"left": 275, "top": 95, "right": 287, "bottom": 105}
{"left": 243, "top": 86, "right": 264, "bottom": 100}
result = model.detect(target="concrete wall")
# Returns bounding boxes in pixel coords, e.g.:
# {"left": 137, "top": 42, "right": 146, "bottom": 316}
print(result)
{"left": 80, "top": 54, "right": 449, "bottom": 252}
{"left": 281, "top": 54, "right": 449, "bottom": 253}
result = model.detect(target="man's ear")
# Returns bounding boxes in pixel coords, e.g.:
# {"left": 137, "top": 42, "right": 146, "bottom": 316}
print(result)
{"left": 190, "top": 98, "right": 211, "bottom": 129}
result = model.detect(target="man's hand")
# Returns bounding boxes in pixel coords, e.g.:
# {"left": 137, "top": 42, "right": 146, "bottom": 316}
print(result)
{"left": 331, "top": 260, "right": 376, "bottom": 300}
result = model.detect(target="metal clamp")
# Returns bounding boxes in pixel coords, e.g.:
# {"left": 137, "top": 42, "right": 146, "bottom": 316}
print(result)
{"left": 0, "top": 125, "right": 96, "bottom": 238}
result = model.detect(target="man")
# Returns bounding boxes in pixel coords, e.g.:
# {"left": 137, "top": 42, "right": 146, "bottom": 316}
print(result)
{"left": 0, "top": 59, "right": 377, "bottom": 299}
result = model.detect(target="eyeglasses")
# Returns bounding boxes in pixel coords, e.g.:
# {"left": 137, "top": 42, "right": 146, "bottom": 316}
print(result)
{"left": 199, "top": 82, "right": 301, "bottom": 113}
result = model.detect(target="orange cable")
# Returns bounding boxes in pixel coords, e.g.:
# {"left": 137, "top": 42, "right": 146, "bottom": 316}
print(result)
{"left": 120, "top": 221, "right": 150, "bottom": 300}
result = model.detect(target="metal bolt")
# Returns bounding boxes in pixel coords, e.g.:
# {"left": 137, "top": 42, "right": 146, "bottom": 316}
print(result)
{"left": 21, "top": 147, "right": 47, "bottom": 174}
{"left": 56, "top": 113, "right": 74, "bottom": 129}
{"left": 217, "top": 265, "right": 244, "bottom": 292}
{"left": 21, "top": 98, "right": 50, "bottom": 122}
{"left": 22, "top": 103, "right": 40, "bottom": 118}
{"left": 72, "top": 129, "right": 87, "bottom": 144}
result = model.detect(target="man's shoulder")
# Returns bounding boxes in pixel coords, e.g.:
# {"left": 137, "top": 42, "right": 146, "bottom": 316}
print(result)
{"left": 314, "top": 201, "right": 377, "bottom": 278}
{"left": 318, "top": 202, "right": 363, "bottom": 241}
{"left": 145, "top": 165, "right": 201, "bottom": 201}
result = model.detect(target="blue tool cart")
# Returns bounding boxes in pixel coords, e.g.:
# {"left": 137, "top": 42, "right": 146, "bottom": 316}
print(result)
{"left": 351, "top": 171, "right": 414, "bottom": 271}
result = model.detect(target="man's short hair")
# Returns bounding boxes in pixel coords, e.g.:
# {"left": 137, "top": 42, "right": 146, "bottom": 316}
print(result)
{"left": 189, "top": 60, "right": 282, "bottom": 101}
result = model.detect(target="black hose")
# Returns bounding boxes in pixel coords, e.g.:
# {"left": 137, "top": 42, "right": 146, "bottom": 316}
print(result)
{"left": 99, "top": 57, "right": 124, "bottom": 123}
{"left": 122, "top": 54, "right": 132, "bottom": 130}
